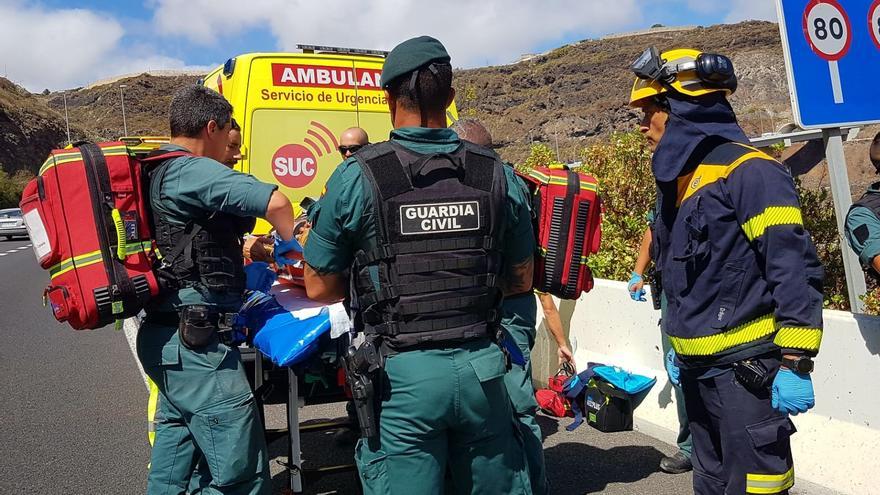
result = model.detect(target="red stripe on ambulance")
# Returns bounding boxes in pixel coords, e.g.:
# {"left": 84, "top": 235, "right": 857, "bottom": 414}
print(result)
{"left": 271, "top": 64, "right": 382, "bottom": 89}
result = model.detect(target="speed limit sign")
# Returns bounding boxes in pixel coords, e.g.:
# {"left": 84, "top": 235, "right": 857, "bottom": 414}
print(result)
{"left": 870, "top": 0, "right": 880, "bottom": 49}
{"left": 803, "top": 0, "right": 851, "bottom": 103}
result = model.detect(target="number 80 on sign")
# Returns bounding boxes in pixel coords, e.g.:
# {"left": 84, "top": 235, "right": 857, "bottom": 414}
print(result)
{"left": 803, "top": 0, "right": 851, "bottom": 103}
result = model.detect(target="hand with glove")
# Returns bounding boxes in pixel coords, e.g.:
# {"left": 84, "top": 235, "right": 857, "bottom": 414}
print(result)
{"left": 273, "top": 233, "right": 303, "bottom": 267}
{"left": 772, "top": 367, "right": 815, "bottom": 415}
{"left": 628, "top": 271, "right": 647, "bottom": 302}
{"left": 665, "top": 348, "right": 680, "bottom": 386}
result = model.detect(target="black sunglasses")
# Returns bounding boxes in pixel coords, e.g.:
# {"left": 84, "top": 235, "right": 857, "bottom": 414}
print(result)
{"left": 338, "top": 144, "right": 365, "bottom": 154}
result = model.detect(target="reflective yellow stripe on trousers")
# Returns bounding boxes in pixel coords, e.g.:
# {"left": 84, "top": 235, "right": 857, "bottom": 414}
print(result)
{"left": 746, "top": 467, "right": 795, "bottom": 494}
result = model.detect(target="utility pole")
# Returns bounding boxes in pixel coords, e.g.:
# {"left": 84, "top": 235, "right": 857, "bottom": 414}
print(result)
{"left": 119, "top": 84, "right": 128, "bottom": 137}
{"left": 62, "top": 92, "right": 71, "bottom": 145}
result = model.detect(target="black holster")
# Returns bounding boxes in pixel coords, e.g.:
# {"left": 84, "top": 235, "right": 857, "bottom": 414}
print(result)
{"left": 733, "top": 358, "right": 776, "bottom": 394}
{"left": 178, "top": 305, "right": 237, "bottom": 349}
{"left": 344, "top": 337, "right": 383, "bottom": 439}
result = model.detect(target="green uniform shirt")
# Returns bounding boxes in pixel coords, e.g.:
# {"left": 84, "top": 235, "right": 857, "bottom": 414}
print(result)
{"left": 149, "top": 144, "right": 277, "bottom": 311}
{"left": 304, "top": 127, "right": 534, "bottom": 274}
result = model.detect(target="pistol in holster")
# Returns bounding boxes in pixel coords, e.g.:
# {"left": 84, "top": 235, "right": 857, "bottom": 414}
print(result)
{"left": 344, "top": 337, "right": 383, "bottom": 439}
{"left": 179, "top": 304, "right": 241, "bottom": 349}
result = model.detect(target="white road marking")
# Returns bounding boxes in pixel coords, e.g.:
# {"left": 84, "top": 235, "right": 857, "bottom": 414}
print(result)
{"left": 123, "top": 317, "right": 150, "bottom": 391}
{"left": 0, "top": 253, "right": 6, "bottom": 257}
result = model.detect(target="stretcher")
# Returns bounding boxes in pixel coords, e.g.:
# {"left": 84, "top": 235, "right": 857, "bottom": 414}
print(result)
{"left": 241, "top": 282, "right": 357, "bottom": 493}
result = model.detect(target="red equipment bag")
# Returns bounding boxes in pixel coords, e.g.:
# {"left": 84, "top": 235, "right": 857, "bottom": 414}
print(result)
{"left": 537, "top": 363, "right": 576, "bottom": 417}
{"left": 518, "top": 165, "right": 601, "bottom": 299}
{"left": 20, "top": 142, "right": 187, "bottom": 330}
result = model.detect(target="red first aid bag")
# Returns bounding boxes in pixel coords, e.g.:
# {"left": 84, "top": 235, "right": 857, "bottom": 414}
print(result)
{"left": 537, "top": 363, "right": 576, "bottom": 417}
{"left": 20, "top": 142, "right": 186, "bottom": 330}
{"left": 518, "top": 165, "right": 601, "bottom": 299}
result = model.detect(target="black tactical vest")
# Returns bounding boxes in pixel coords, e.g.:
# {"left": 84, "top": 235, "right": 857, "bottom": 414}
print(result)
{"left": 851, "top": 184, "right": 880, "bottom": 217}
{"left": 351, "top": 141, "right": 507, "bottom": 350}
{"left": 147, "top": 157, "right": 254, "bottom": 296}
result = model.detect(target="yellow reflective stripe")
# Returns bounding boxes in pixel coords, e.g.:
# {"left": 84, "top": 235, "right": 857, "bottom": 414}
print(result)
{"left": 125, "top": 241, "right": 152, "bottom": 256}
{"left": 677, "top": 150, "right": 775, "bottom": 206}
{"left": 38, "top": 147, "right": 129, "bottom": 175}
{"left": 741, "top": 206, "right": 803, "bottom": 242}
{"left": 39, "top": 153, "right": 82, "bottom": 175}
{"left": 528, "top": 169, "right": 598, "bottom": 192}
{"left": 147, "top": 377, "right": 160, "bottom": 447}
{"left": 48, "top": 250, "right": 103, "bottom": 279}
{"left": 774, "top": 327, "right": 822, "bottom": 352}
{"left": 746, "top": 467, "right": 795, "bottom": 494}
{"left": 670, "top": 314, "right": 776, "bottom": 357}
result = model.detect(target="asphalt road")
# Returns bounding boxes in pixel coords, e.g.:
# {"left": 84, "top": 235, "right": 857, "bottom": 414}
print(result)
{"left": 0, "top": 236, "right": 828, "bottom": 494}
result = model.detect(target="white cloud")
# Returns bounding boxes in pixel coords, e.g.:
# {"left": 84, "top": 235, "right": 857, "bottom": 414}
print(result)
{"left": 151, "top": 0, "right": 644, "bottom": 67}
{"left": 723, "top": 0, "right": 778, "bottom": 23}
{"left": 0, "top": 0, "right": 206, "bottom": 91}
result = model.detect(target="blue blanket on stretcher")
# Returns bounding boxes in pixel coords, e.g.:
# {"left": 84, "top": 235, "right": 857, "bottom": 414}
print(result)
{"left": 240, "top": 290, "right": 332, "bottom": 367}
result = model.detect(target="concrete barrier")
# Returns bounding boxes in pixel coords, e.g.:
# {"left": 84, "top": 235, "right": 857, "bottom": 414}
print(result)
{"left": 530, "top": 278, "right": 880, "bottom": 495}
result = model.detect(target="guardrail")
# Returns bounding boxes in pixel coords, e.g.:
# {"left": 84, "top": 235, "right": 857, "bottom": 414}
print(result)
{"left": 530, "top": 279, "right": 880, "bottom": 495}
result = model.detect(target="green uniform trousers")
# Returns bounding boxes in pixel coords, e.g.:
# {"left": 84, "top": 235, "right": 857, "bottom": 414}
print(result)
{"left": 354, "top": 339, "right": 532, "bottom": 495}
{"left": 501, "top": 297, "right": 548, "bottom": 495}
{"left": 136, "top": 321, "right": 270, "bottom": 495}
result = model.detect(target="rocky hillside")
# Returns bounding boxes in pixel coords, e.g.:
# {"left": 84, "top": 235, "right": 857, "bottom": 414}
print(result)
{"left": 453, "top": 21, "right": 791, "bottom": 164}
{"left": 0, "top": 78, "right": 87, "bottom": 174}
{"left": 1, "top": 20, "right": 876, "bottom": 195}
{"left": 42, "top": 73, "right": 201, "bottom": 142}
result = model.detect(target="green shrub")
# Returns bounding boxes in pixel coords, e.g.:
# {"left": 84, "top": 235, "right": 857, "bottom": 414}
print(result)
{"left": 518, "top": 131, "right": 851, "bottom": 310}
{"left": 0, "top": 168, "right": 33, "bottom": 209}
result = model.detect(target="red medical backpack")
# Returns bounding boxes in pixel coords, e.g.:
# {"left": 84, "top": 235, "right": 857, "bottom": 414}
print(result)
{"left": 519, "top": 165, "right": 602, "bottom": 299}
{"left": 20, "top": 142, "right": 187, "bottom": 330}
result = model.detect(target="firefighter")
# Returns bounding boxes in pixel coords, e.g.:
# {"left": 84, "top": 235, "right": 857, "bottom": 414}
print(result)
{"left": 845, "top": 132, "right": 880, "bottom": 275}
{"left": 137, "top": 84, "right": 298, "bottom": 495}
{"left": 303, "top": 36, "right": 533, "bottom": 494}
{"left": 628, "top": 47, "right": 824, "bottom": 495}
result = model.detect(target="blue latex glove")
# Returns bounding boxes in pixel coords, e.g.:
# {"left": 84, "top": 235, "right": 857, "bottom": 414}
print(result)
{"left": 665, "top": 348, "right": 680, "bottom": 386}
{"left": 499, "top": 328, "right": 526, "bottom": 367}
{"left": 244, "top": 262, "right": 277, "bottom": 293}
{"left": 273, "top": 234, "right": 303, "bottom": 267}
{"left": 627, "top": 271, "right": 646, "bottom": 302}
{"left": 772, "top": 368, "right": 815, "bottom": 415}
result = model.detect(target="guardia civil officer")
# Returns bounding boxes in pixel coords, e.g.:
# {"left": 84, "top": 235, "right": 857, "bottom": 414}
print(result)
{"left": 137, "top": 85, "right": 298, "bottom": 495}
{"left": 845, "top": 133, "right": 880, "bottom": 275}
{"left": 628, "top": 47, "right": 824, "bottom": 494}
{"left": 303, "top": 37, "right": 534, "bottom": 494}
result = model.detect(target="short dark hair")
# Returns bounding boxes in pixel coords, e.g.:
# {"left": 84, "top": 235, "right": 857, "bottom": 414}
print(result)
{"left": 169, "top": 85, "right": 233, "bottom": 138}
{"left": 230, "top": 118, "right": 241, "bottom": 132}
{"left": 387, "top": 63, "right": 453, "bottom": 115}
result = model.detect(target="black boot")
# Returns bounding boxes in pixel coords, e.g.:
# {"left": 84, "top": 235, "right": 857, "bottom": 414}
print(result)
{"left": 659, "top": 452, "right": 692, "bottom": 474}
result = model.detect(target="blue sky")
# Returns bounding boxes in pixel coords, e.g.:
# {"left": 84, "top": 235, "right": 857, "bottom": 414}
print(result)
{"left": 0, "top": 0, "right": 777, "bottom": 91}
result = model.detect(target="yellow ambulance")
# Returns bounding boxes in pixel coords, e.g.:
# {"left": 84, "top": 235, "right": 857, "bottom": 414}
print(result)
{"left": 202, "top": 45, "right": 458, "bottom": 231}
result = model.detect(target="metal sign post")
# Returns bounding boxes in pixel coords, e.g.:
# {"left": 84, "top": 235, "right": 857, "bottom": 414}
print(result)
{"left": 823, "top": 127, "right": 867, "bottom": 312}
{"left": 777, "top": 0, "right": 880, "bottom": 312}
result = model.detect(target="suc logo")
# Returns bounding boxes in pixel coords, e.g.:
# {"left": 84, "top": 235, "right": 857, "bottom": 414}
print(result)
{"left": 272, "top": 144, "right": 317, "bottom": 188}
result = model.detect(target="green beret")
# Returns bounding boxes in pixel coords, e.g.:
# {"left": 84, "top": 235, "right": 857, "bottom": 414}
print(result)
{"left": 381, "top": 36, "right": 451, "bottom": 88}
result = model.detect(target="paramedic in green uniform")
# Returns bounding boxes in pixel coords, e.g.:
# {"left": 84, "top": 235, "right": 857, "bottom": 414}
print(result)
{"left": 303, "top": 37, "right": 534, "bottom": 494}
{"left": 137, "top": 85, "right": 297, "bottom": 495}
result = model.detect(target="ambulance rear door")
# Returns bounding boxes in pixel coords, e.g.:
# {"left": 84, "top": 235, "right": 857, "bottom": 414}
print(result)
{"left": 244, "top": 55, "right": 384, "bottom": 211}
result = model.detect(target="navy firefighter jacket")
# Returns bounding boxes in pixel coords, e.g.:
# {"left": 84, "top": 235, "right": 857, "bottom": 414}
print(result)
{"left": 651, "top": 96, "right": 824, "bottom": 368}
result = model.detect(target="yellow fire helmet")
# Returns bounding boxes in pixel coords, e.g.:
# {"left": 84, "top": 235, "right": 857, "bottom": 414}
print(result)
{"left": 628, "top": 47, "right": 737, "bottom": 106}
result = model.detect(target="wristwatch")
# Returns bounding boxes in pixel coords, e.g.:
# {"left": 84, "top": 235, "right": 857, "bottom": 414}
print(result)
{"left": 782, "top": 355, "right": 814, "bottom": 374}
